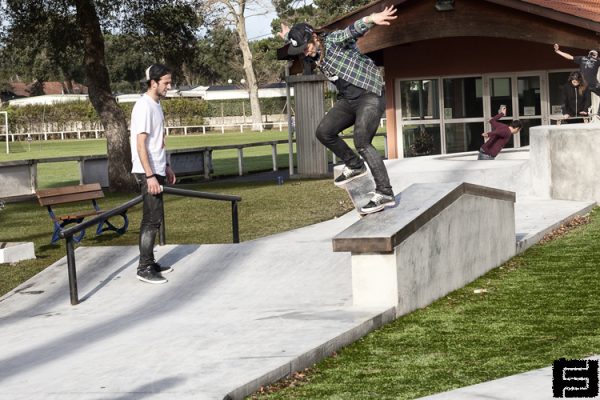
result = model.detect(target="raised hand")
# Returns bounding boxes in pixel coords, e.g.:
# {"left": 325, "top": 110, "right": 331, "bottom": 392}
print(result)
{"left": 278, "top": 23, "right": 290, "bottom": 40}
{"left": 372, "top": 6, "right": 398, "bottom": 26}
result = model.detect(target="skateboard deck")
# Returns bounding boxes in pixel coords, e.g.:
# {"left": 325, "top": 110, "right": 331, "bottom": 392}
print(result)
{"left": 343, "top": 172, "right": 376, "bottom": 216}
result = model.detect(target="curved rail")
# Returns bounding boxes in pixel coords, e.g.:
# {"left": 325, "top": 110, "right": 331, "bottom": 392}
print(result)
{"left": 59, "top": 186, "right": 242, "bottom": 305}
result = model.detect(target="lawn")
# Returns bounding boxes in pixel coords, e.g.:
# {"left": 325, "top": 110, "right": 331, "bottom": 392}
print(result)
{"left": 0, "top": 130, "right": 387, "bottom": 188}
{"left": 251, "top": 210, "right": 600, "bottom": 399}
{"left": 4, "top": 128, "right": 589, "bottom": 400}
{"left": 0, "top": 179, "right": 355, "bottom": 297}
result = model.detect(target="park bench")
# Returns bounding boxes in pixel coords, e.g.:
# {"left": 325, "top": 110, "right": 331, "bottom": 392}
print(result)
{"left": 36, "top": 183, "right": 128, "bottom": 244}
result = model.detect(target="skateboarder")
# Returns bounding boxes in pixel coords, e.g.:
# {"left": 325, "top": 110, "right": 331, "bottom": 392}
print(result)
{"left": 479, "top": 106, "right": 522, "bottom": 160}
{"left": 130, "top": 64, "right": 177, "bottom": 284}
{"left": 554, "top": 44, "right": 600, "bottom": 117}
{"left": 280, "top": 6, "right": 397, "bottom": 214}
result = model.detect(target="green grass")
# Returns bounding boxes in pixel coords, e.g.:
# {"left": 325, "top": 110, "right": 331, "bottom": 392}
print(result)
{"left": 251, "top": 209, "right": 600, "bottom": 399}
{"left": 3, "top": 128, "right": 591, "bottom": 399}
{"left": 0, "top": 179, "right": 354, "bottom": 297}
{"left": 1, "top": 131, "right": 387, "bottom": 188}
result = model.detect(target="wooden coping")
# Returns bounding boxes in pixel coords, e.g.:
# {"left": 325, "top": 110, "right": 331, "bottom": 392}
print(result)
{"left": 332, "top": 182, "right": 515, "bottom": 254}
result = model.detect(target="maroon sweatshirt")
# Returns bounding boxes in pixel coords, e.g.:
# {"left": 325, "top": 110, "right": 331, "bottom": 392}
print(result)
{"left": 481, "top": 113, "right": 512, "bottom": 157}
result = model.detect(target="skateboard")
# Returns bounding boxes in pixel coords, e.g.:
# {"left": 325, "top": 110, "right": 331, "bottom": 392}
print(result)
{"left": 343, "top": 172, "right": 377, "bottom": 216}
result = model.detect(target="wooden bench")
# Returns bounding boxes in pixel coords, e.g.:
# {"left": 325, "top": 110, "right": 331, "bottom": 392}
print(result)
{"left": 36, "top": 183, "right": 128, "bottom": 244}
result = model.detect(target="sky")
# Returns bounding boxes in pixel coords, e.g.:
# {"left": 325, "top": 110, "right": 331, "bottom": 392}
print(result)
{"left": 245, "top": 9, "right": 279, "bottom": 41}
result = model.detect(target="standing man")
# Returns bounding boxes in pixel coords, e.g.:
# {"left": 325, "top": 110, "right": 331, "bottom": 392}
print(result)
{"left": 553, "top": 44, "right": 600, "bottom": 117}
{"left": 479, "top": 106, "right": 522, "bottom": 160}
{"left": 130, "top": 64, "right": 176, "bottom": 284}
{"left": 280, "top": 6, "right": 397, "bottom": 214}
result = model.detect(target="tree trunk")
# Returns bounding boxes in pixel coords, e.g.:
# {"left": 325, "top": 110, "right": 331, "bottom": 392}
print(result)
{"left": 236, "top": 15, "right": 263, "bottom": 131}
{"left": 74, "top": 0, "right": 135, "bottom": 192}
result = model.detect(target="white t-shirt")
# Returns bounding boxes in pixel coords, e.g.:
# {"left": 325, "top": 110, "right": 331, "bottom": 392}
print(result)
{"left": 130, "top": 94, "right": 167, "bottom": 176}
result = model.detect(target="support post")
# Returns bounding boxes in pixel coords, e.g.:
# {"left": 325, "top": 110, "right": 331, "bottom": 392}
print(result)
{"left": 232, "top": 201, "right": 240, "bottom": 243}
{"left": 66, "top": 237, "right": 79, "bottom": 305}
{"left": 285, "top": 75, "right": 329, "bottom": 177}
{"left": 271, "top": 143, "right": 278, "bottom": 171}
{"left": 237, "top": 148, "right": 244, "bottom": 176}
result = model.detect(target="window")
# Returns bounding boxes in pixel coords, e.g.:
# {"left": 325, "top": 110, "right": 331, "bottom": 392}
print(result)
{"left": 518, "top": 76, "right": 541, "bottom": 117}
{"left": 401, "top": 80, "right": 440, "bottom": 120}
{"left": 490, "top": 77, "right": 512, "bottom": 116}
{"left": 443, "top": 77, "right": 483, "bottom": 119}
{"left": 403, "top": 124, "right": 441, "bottom": 157}
{"left": 549, "top": 72, "right": 571, "bottom": 116}
{"left": 445, "top": 122, "right": 485, "bottom": 153}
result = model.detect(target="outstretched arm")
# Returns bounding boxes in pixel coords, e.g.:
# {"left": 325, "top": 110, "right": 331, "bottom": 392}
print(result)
{"left": 366, "top": 5, "right": 398, "bottom": 26}
{"left": 328, "top": 5, "right": 398, "bottom": 44}
{"left": 554, "top": 44, "right": 574, "bottom": 61}
{"left": 278, "top": 23, "right": 290, "bottom": 40}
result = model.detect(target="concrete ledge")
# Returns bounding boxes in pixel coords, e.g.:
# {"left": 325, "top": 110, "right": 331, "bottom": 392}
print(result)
{"left": 79, "top": 156, "right": 108, "bottom": 187}
{"left": 333, "top": 182, "right": 516, "bottom": 314}
{"left": 530, "top": 124, "right": 600, "bottom": 202}
{"left": 435, "top": 148, "right": 529, "bottom": 161}
{"left": 0, "top": 161, "right": 37, "bottom": 199}
{"left": 167, "top": 148, "right": 210, "bottom": 178}
{"left": 333, "top": 182, "right": 515, "bottom": 253}
{"left": 0, "top": 242, "right": 36, "bottom": 264}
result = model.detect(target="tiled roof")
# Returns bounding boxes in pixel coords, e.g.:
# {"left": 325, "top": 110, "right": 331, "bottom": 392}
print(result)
{"left": 7, "top": 81, "right": 88, "bottom": 97}
{"left": 521, "top": 0, "right": 600, "bottom": 23}
{"left": 10, "top": 82, "right": 29, "bottom": 97}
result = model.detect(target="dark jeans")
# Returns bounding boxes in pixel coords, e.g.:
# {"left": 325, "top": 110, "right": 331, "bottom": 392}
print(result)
{"left": 477, "top": 150, "right": 495, "bottom": 160}
{"left": 134, "top": 174, "right": 165, "bottom": 270}
{"left": 315, "top": 91, "right": 393, "bottom": 196}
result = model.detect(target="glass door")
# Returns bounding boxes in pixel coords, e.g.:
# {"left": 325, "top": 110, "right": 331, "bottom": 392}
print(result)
{"left": 442, "top": 76, "right": 484, "bottom": 153}
{"left": 397, "top": 78, "right": 442, "bottom": 157}
{"left": 516, "top": 75, "right": 542, "bottom": 146}
{"left": 487, "top": 74, "right": 543, "bottom": 148}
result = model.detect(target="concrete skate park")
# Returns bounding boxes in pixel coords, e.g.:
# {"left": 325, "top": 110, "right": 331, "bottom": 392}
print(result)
{"left": 1, "top": 123, "right": 599, "bottom": 399}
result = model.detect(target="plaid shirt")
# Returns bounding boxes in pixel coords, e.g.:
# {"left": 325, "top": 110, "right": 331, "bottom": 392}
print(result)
{"left": 319, "top": 18, "right": 383, "bottom": 96}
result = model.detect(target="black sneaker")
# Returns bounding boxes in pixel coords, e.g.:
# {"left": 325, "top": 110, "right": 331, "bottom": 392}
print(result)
{"left": 360, "top": 192, "right": 396, "bottom": 214}
{"left": 334, "top": 165, "right": 368, "bottom": 186}
{"left": 151, "top": 262, "right": 173, "bottom": 275}
{"left": 137, "top": 266, "right": 167, "bottom": 284}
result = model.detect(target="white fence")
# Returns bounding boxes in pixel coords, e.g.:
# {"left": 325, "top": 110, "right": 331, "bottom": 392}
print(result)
{"left": 1, "top": 118, "right": 387, "bottom": 143}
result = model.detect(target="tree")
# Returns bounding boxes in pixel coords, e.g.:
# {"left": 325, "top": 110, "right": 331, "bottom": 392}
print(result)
{"left": 273, "top": 0, "right": 371, "bottom": 27}
{"left": 73, "top": 0, "right": 133, "bottom": 191}
{"left": 250, "top": 37, "right": 286, "bottom": 85}
{"left": 104, "top": 34, "right": 154, "bottom": 93}
{"left": 119, "top": 3, "right": 203, "bottom": 87}
{"left": 1, "top": 0, "right": 205, "bottom": 191}
{"left": 203, "top": 0, "right": 273, "bottom": 130}
{"left": 0, "top": 2, "right": 84, "bottom": 92}
{"left": 192, "top": 25, "right": 244, "bottom": 85}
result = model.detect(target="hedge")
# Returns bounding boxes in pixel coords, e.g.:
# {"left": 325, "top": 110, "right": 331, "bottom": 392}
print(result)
{"left": 1, "top": 97, "right": 289, "bottom": 133}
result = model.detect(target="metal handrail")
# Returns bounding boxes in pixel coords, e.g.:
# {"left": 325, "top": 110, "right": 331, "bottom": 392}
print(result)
{"left": 58, "top": 186, "right": 242, "bottom": 305}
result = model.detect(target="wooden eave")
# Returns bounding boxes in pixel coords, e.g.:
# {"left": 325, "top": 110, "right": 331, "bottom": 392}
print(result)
{"left": 321, "top": 0, "right": 600, "bottom": 55}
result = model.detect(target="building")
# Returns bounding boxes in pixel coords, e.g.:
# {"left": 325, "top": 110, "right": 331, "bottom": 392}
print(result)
{"left": 6, "top": 81, "right": 89, "bottom": 106}
{"left": 289, "top": 0, "right": 600, "bottom": 159}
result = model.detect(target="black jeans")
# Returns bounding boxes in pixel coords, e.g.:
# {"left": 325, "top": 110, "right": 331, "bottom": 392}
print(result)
{"left": 134, "top": 174, "right": 165, "bottom": 270}
{"left": 315, "top": 91, "right": 393, "bottom": 196}
{"left": 477, "top": 150, "right": 495, "bottom": 160}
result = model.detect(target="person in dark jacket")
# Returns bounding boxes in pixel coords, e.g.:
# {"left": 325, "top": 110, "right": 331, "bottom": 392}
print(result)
{"left": 554, "top": 44, "right": 599, "bottom": 117}
{"left": 561, "top": 71, "right": 591, "bottom": 123}
{"left": 479, "top": 105, "right": 522, "bottom": 160}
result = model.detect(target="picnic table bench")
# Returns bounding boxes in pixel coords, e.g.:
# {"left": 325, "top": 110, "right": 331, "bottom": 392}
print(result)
{"left": 36, "top": 183, "right": 128, "bottom": 244}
